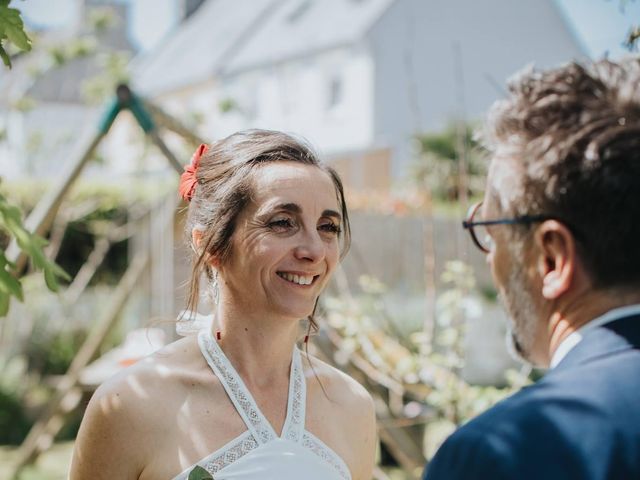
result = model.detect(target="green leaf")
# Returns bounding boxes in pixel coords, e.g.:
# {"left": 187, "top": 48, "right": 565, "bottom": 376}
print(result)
{"left": 0, "top": 5, "right": 32, "bottom": 54}
{"left": 43, "top": 267, "right": 59, "bottom": 292}
{"left": 43, "top": 262, "right": 70, "bottom": 291}
{"left": 0, "top": 42, "right": 10, "bottom": 68}
{"left": 49, "top": 261, "right": 71, "bottom": 281}
{"left": 187, "top": 466, "right": 213, "bottom": 480}
{"left": 0, "top": 192, "right": 69, "bottom": 308}
{"left": 6, "top": 27, "right": 32, "bottom": 52}
{"left": 0, "top": 198, "right": 24, "bottom": 225}
{"left": 0, "top": 291, "right": 9, "bottom": 317}
{"left": 0, "top": 272, "right": 22, "bottom": 299}
{"left": 0, "top": 251, "right": 22, "bottom": 301}
{"left": 0, "top": 266, "right": 23, "bottom": 300}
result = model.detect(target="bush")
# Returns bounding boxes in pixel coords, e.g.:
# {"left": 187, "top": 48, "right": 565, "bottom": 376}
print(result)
{"left": 411, "top": 123, "right": 487, "bottom": 202}
{"left": 26, "top": 327, "right": 88, "bottom": 376}
{"left": 0, "top": 387, "right": 31, "bottom": 445}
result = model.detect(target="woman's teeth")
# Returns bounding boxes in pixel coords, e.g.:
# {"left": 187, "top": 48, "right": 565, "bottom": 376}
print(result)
{"left": 278, "top": 272, "right": 314, "bottom": 285}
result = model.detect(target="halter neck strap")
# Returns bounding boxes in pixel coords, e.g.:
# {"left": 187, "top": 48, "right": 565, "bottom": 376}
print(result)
{"left": 197, "top": 330, "right": 306, "bottom": 444}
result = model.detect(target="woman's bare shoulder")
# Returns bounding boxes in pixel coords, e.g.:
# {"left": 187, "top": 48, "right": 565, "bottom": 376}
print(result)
{"left": 94, "top": 335, "right": 203, "bottom": 407}
{"left": 302, "top": 352, "right": 374, "bottom": 416}
{"left": 70, "top": 335, "right": 207, "bottom": 479}
{"left": 302, "top": 352, "right": 377, "bottom": 480}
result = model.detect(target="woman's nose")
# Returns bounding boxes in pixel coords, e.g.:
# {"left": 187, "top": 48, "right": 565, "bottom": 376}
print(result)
{"left": 294, "top": 230, "right": 325, "bottom": 263}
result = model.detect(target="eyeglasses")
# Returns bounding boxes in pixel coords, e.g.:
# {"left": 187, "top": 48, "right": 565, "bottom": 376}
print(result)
{"left": 462, "top": 202, "right": 553, "bottom": 253}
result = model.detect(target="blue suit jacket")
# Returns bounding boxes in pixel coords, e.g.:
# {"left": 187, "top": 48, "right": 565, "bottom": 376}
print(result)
{"left": 423, "top": 314, "right": 640, "bottom": 480}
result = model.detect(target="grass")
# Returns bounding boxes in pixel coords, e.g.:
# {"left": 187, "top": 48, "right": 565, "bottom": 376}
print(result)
{"left": 0, "top": 442, "right": 74, "bottom": 480}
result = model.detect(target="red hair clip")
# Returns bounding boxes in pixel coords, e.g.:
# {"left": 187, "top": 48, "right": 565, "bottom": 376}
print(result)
{"left": 179, "top": 143, "right": 209, "bottom": 201}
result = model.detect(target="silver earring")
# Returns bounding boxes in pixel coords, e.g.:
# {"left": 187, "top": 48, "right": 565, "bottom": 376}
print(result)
{"left": 212, "top": 270, "right": 219, "bottom": 305}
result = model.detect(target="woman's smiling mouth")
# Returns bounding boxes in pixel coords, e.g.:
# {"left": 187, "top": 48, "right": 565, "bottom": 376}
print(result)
{"left": 276, "top": 272, "right": 319, "bottom": 286}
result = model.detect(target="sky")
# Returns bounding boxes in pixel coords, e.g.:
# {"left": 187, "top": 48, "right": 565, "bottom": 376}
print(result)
{"left": 14, "top": 0, "right": 640, "bottom": 57}
{"left": 16, "top": 0, "right": 177, "bottom": 51}
{"left": 555, "top": 0, "right": 640, "bottom": 57}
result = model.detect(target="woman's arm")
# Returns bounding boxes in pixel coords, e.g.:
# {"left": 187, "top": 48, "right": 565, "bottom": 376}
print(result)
{"left": 351, "top": 389, "right": 377, "bottom": 480}
{"left": 69, "top": 378, "right": 146, "bottom": 480}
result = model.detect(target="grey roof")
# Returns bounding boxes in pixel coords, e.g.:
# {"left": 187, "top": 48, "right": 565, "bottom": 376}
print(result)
{"left": 132, "top": 0, "right": 396, "bottom": 94}
{"left": 27, "top": 54, "right": 115, "bottom": 104}
{"left": 1, "top": 4, "right": 135, "bottom": 106}
{"left": 131, "top": 0, "right": 278, "bottom": 95}
{"left": 222, "top": 0, "right": 396, "bottom": 75}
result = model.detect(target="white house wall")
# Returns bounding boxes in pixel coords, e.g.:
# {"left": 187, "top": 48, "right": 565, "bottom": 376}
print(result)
{"left": 2, "top": 103, "right": 99, "bottom": 180}
{"left": 218, "top": 46, "right": 375, "bottom": 155}
{"left": 368, "top": 0, "right": 587, "bottom": 176}
{"left": 0, "top": 110, "right": 24, "bottom": 179}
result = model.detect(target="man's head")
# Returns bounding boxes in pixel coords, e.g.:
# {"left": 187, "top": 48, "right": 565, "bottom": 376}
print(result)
{"left": 480, "top": 57, "right": 640, "bottom": 365}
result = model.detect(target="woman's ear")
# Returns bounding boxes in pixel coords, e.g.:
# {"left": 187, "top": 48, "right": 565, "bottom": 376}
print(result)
{"left": 192, "top": 228, "right": 204, "bottom": 253}
{"left": 191, "top": 228, "right": 221, "bottom": 268}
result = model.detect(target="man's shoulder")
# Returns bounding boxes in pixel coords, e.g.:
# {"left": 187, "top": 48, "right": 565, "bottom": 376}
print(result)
{"left": 423, "top": 385, "right": 585, "bottom": 479}
{"left": 424, "top": 362, "right": 640, "bottom": 480}
{"left": 459, "top": 364, "right": 630, "bottom": 438}
{"left": 453, "top": 381, "right": 570, "bottom": 441}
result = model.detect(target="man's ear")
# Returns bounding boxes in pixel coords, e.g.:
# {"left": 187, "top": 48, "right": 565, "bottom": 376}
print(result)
{"left": 191, "top": 228, "right": 220, "bottom": 268}
{"left": 534, "top": 220, "right": 576, "bottom": 299}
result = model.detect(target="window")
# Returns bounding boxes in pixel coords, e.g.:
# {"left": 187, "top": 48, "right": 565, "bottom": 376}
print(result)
{"left": 327, "top": 76, "right": 343, "bottom": 109}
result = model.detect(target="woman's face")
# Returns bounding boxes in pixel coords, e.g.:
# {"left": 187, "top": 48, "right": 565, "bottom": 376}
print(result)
{"left": 218, "top": 162, "right": 342, "bottom": 321}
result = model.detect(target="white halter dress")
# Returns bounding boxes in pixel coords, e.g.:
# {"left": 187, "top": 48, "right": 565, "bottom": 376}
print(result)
{"left": 172, "top": 329, "right": 352, "bottom": 480}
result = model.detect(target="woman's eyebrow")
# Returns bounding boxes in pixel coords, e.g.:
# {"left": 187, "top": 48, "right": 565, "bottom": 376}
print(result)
{"left": 276, "top": 203, "right": 301, "bottom": 214}
{"left": 261, "top": 203, "right": 341, "bottom": 221}
{"left": 256, "top": 202, "right": 301, "bottom": 217}
{"left": 322, "top": 209, "right": 342, "bottom": 222}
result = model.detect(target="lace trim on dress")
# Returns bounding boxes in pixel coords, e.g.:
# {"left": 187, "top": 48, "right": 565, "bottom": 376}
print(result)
{"left": 302, "top": 431, "right": 352, "bottom": 480}
{"left": 281, "top": 347, "right": 305, "bottom": 442}
{"left": 198, "top": 331, "right": 304, "bottom": 443}
{"left": 198, "top": 330, "right": 278, "bottom": 444}
{"left": 195, "top": 329, "right": 352, "bottom": 480}
{"left": 173, "top": 430, "right": 258, "bottom": 479}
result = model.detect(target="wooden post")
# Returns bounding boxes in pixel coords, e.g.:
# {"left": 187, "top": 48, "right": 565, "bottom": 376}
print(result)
{"left": 7, "top": 84, "right": 195, "bottom": 475}
{"left": 143, "top": 100, "right": 207, "bottom": 146}
{"left": 8, "top": 130, "right": 106, "bottom": 273}
{"left": 9, "top": 253, "right": 149, "bottom": 478}
{"left": 147, "top": 130, "right": 183, "bottom": 174}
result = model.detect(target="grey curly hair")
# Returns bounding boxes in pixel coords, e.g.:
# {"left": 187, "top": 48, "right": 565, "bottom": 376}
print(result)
{"left": 483, "top": 57, "right": 640, "bottom": 289}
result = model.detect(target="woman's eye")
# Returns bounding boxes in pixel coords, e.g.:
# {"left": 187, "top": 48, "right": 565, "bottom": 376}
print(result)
{"left": 268, "top": 218, "right": 295, "bottom": 231}
{"left": 318, "top": 222, "right": 341, "bottom": 235}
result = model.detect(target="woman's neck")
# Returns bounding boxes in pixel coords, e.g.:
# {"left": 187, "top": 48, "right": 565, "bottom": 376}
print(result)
{"left": 213, "top": 300, "right": 300, "bottom": 388}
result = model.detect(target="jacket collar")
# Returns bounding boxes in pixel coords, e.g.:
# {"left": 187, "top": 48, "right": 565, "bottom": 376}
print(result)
{"left": 553, "top": 313, "right": 640, "bottom": 372}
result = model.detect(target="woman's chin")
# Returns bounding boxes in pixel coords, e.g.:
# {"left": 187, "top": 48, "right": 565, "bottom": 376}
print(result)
{"left": 274, "top": 304, "right": 316, "bottom": 322}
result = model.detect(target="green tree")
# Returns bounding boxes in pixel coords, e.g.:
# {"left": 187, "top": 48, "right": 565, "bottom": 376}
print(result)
{"left": 0, "top": 2, "right": 69, "bottom": 316}
{"left": 0, "top": 192, "right": 70, "bottom": 316}
{"left": 615, "top": 0, "right": 639, "bottom": 50}
{"left": 411, "top": 123, "right": 486, "bottom": 202}
{"left": 0, "top": 0, "right": 31, "bottom": 68}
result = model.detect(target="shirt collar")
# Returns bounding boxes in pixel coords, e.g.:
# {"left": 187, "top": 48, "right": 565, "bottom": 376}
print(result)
{"left": 550, "top": 303, "right": 640, "bottom": 369}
